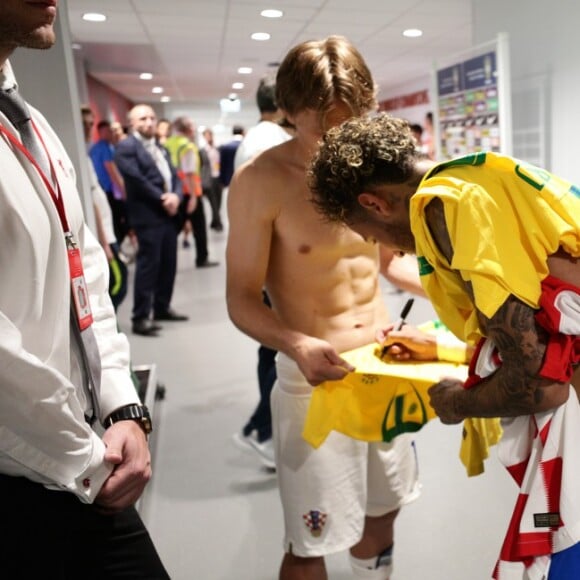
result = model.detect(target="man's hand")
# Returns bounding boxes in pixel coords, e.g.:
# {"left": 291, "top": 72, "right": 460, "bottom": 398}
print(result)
{"left": 161, "top": 192, "right": 180, "bottom": 216}
{"left": 95, "top": 420, "right": 151, "bottom": 512}
{"left": 377, "top": 323, "right": 438, "bottom": 361}
{"left": 428, "top": 378, "right": 466, "bottom": 424}
{"left": 292, "top": 336, "right": 355, "bottom": 386}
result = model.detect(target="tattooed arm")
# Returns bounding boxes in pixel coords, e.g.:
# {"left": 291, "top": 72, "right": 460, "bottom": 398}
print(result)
{"left": 424, "top": 198, "right": 570, "bottom": 423}
{"left": 431, "top": 296, "right": 569, "bottom": 423}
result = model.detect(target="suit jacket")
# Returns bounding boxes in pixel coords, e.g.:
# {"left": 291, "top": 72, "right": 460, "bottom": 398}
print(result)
{"left": 115, "top": 134, "right": 182, "bottom": 228}
{"left": 219, "top": 138, "right": 242, "bottom": 187}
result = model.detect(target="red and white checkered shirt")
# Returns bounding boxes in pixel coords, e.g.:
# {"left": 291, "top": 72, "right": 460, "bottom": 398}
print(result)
{"left": 466, "top": 276, "right": 580, "bottom": 580}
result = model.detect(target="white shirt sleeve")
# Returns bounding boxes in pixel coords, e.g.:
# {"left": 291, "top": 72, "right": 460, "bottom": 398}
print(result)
{"left": 0, "top": 106, "right": 139, "bottom": 504}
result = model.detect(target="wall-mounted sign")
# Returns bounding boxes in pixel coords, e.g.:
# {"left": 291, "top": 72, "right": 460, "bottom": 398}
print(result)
{"left": 435, "top": 35, "right": 511, "bottom": 160}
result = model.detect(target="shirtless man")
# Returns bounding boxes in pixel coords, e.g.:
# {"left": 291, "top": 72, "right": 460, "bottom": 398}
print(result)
{"left": 308, "top": 113, "right": 580, "bottom": 578}
{"left": 226, "top": 37, "right": 422, "bottom": 580}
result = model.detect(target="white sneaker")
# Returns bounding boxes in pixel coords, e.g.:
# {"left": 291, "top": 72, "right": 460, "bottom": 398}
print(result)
{"left": 232, "top": 431, "right": 276, "bottom": 470}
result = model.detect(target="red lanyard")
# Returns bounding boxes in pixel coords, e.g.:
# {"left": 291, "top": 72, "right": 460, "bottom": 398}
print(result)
{"left": 0, "top": 121, "right": 71, "bottom": 233}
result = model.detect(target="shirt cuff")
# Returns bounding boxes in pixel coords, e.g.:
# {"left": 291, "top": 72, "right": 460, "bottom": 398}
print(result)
{"left": 63, "top": 431, "right": 112, "bottom": 504}
{"left": 98, "top": 368, "right": 141, "bottom": 422}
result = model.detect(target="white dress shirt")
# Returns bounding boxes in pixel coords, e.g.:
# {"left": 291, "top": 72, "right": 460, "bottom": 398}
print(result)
{"left": 0, "top": 61, "right": 140, "bottom": 503}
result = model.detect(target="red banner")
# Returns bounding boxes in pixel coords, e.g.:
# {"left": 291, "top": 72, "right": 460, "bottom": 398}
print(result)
{"left": 379, "top": 89, "right": 430, "bottom": 111}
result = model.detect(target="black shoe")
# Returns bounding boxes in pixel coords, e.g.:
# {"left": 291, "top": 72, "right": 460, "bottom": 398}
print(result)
{"left": 210, "top": 222, "right": 224, "bottom": 232}
{"left": 153, "top": 308, "right": 189, "bottom": 321}
{"left": 132, "top": 319, "right": 161, "bottom": 336}
{"left": 196, "top": 260, "right": 219, "bottom": 268}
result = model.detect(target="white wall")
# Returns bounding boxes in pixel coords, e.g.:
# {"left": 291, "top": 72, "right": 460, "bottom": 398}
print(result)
{"left": 472, "top": 0, "right": 580, "bottom": 182}
{"left": 377, "top": 76, "right": 433, "bottom": 127}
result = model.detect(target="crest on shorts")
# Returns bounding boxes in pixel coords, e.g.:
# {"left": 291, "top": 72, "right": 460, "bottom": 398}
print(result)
{"left": 303, "top": 509, "right": 327, "bottom": 537}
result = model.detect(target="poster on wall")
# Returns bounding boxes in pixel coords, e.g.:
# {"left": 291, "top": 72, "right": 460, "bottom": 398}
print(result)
{"left": 435, "top": 35, "right": 511, "bottom": 160}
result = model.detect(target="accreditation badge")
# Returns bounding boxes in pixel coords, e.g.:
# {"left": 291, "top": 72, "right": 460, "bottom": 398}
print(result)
{"left": 67, "top": 246, "right": 93, "bottom": 330}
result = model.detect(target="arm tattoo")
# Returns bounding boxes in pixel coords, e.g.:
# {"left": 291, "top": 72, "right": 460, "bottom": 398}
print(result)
{"left": 461, "top": 296, "right": 551, "bottom": 417}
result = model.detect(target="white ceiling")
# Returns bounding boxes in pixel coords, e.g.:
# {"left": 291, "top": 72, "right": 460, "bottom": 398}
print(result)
{"left": 67, "top": 0, "right": 473, "bottom": 109}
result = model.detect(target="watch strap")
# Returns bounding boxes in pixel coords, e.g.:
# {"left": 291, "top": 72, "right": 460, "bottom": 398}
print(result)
{"left": 104, "top": 404, "right": 152, "bottom": 434}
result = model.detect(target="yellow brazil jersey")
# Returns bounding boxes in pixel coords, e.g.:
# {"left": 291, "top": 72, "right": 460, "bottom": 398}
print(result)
{"left": 301, "top": 338, "right": 501, "bottom": 476}
{"left": 410, "top": 152, "right": 580, "bottom": 343}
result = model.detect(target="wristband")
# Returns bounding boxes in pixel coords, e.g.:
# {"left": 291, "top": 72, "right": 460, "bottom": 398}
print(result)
{"left": 436, "top": 335, "right": 467, "bottom": 363}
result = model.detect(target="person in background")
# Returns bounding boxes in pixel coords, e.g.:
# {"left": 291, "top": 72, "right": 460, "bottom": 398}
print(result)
{"left": 308, "top": 112, "right": 580, "bottom": 580}
{"left": 226, "top": 36, "right": 422, "bottom": 580}
{"left": 199, "top": 127, "right": 224, "bottom": 232}
{"left": 81, "top": 107, "right": 127, "bottom": 310}
{"left": 422, "top": 111, "right": 435, "bottom": 159}
{"left": 409, "top": 122, "right": 423, "bottom": 148}
{"left": 217, "top": 124, "right": 245, "bottom": 229}
{"left": 111, "top": 120, "right": 128, "bottom": 145}
{"left": 115, "top": 104, "right": 189, "bottom": 336}
{"left": 0, "top": 2, "right": 168, "bottom": 577}
{"left": 165, "top": 116, "right": 218, "bottom": 268}
{"left": 89, "top": 119, "right": 129, "bottom": 245}
{"left": 234, "top": 76, "right": 291, "bottom": 171}
{"left": 155, "top": 118, "right": 171, "bottom": 146}
{"left": 231, "top": 76, "right": 292, "bottom": 469}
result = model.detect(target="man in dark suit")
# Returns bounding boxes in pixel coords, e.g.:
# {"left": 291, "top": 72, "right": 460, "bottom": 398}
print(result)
{"left": 115, "top": 104, "right": 189, "bottom": 336}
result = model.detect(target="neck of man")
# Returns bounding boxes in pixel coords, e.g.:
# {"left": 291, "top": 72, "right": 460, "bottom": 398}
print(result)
{"left": 291, "top": 136, "right": 318, "bottom": 170}
{"left": 260, "top": 111, "right": 279, "bottom": 123}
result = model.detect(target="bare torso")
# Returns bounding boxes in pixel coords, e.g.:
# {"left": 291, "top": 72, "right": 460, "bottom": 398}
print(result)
{"left": 249, "top": 138, "right": 389, "bottom": 353}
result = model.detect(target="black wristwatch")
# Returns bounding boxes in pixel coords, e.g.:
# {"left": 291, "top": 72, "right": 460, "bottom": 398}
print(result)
{"left": 104, "top": 404, "right": 152, "bottom": 436}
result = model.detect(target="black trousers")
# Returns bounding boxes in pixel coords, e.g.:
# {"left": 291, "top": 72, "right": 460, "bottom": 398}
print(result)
{"left": 105, "top": 191, "right": 130, "bottom": 243}
{"left": 243, "top": 291, "right": 277, "bottom": 441}
{"left": 202, "top": 179, "right": 223, "bottom": 228}
{"left": 132, "top": 221, "right": 178, "bottom": 321}
{"left": 182, "top": 195, "right": 209, "bottom": 266}
{"left": 0, "top": 474, "right": 170, "bottom": 579}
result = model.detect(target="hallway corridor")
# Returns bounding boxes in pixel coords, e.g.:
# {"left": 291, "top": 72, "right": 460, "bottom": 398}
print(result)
{"left": 117, "top": 223, "right": 515, "bottom": 580}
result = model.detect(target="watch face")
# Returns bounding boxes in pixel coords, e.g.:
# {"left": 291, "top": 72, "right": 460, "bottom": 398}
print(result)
{"left": 141, "top": 415, "right": 153, "bottom": 434}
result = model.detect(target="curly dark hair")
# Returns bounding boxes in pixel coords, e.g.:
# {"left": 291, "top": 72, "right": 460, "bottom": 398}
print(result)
{"left": 308, "top": 114, "right": 419, "bottom": 224}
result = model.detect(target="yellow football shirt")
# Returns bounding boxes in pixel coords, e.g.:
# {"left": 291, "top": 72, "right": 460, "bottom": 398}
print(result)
{"left": 410, "top": 151, "right": 580, "bottom": 343}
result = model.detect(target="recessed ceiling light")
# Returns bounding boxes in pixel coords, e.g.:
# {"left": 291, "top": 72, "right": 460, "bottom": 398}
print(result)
{"left": 72, "top": 43, "right": 82, "bottom": 50}
{"left": 232, "top": 82, "right": 245, "bottom": 90}
{"left": 238, "top": 67, "right": 253, "bottom": 74}
{"left": 152, "top": 86, "right": 164, "bottom": 94}
{"left": 251, "top": 32, "right": 271, "bottom": 41}
{"left": 139, "top": 72, "right": 153, "bottom": 80}
{"left": 403, "top": 28, "right": 423, "bottom": 38}
{"left": 82, "top": 12, "right": 106, "bottom": 22}
{"left": 161, "top": 96, "right": 171, "bottom": 103}
{"left": 261, "top": 9, "right": 283, "bottom": 18}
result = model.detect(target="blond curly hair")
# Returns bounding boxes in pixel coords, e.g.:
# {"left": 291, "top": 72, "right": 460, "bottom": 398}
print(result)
{"left": 308, "top": 114, "right": 418, "bottom": 223}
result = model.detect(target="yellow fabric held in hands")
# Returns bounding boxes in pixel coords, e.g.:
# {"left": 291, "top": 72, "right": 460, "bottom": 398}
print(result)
{"left": 302, "top": 342, "right": 502, "bottom": 476}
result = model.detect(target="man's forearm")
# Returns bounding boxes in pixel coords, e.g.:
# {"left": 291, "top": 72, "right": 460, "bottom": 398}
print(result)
{"left": 454, "top": 366, "right": 569, "bottom": 418}
{"left": 227, "top": 293, "right": 305, "bottom": 357}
